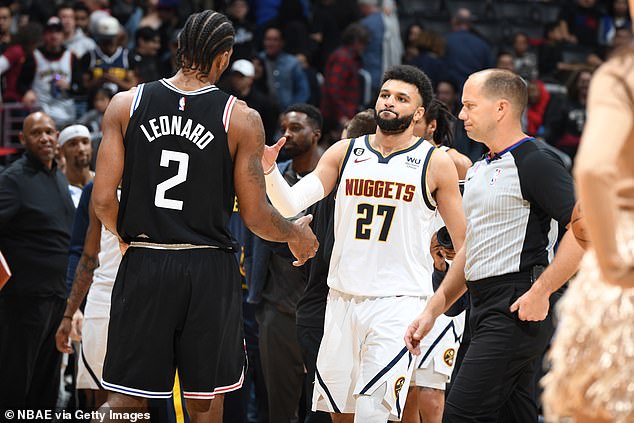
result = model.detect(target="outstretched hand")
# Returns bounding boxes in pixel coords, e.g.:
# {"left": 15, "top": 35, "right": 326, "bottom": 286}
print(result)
{"left": 288, "top": 214, "right": 319, "bottom": 267}
{"left": 262, "top": 137, "right": 286, "bottom": 174}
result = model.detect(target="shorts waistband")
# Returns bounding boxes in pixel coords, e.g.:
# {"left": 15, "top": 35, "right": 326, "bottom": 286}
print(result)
{"left": 467, "top": 271, "right": 532, "bottom": 291}
{"left": 129, "top": 241, "right": 220, "bottom": 250}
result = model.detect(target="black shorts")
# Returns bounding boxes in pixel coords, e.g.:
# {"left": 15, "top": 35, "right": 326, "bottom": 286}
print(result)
{"left": 102, "top": 246, "right": 245, "bottom": 400}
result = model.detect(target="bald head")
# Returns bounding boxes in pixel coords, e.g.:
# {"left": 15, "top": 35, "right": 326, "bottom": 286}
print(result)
{"left": 20, "top": 112, "right": 58, "bottom": 169}
{"left": 470, "top": 69, "right": 528, "bottom": 117}
{"left": 23, "top": 112, "right": 55, "bottom": 132}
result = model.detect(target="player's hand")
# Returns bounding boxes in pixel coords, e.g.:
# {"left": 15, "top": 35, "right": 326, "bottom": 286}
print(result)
{"left": 404, "top": 311, "right": 435, "bottom": 355}
{"left": 510, "top": 284, "right": 549, "bottom": 321}
{"left": 119, "top": 239, "right": 129, "bottom": 255}
{"left": 440, "top": 245, "right": 456, "bottom": 261}
{"left": 55, "top": 315, "right": 74, "bottom": 354}
{"left": 71, "top": 309, "right": 83, "bottom": 341}
{"left": 262, "top": 137, "right": 286, "bottom": 174}
{"left": 430, "top": 232, "right": 447, "bottom": 272}
{"left": 288, "top": 214, "right": 319, "bottom": 267}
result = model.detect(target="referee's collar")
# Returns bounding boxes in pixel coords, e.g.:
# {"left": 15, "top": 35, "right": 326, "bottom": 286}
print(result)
{"left": 485, "top": 137, "right": 534, "bottom": 164}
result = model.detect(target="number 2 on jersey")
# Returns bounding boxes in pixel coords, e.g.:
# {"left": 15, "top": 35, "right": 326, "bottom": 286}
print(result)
{"left": 155, "top": 150, "right": 189, "bottom": 210}
{"left": 355, "top": 204, "right": 396, "bottom": 241}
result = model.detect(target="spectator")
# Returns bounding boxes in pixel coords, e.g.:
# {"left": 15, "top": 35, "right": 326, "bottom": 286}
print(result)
{"left": 295, "top": 52, "right": 321, "bottom": 107}
{"left": 18, "top": 17, "right": 81, "bottom": 128}
{"left": 538, "top": 22, "right": 566, "bottom": 80}
{"left": 496, "top": 51, "right": 516, "bottom": 73}
{"left": 559, "top": 0, "right": 603, "bottom": 47}
{"left": 599, "top": 0, "right": 631, "bottom": 45}
{"left": 526, "top": 80, "right": 551, "bottom": 138}
{"left": 58, "top": 124, "right": 93, "bottom": 206}
{"left": 81, "top": 15, "right": 137, "bottom": 95}
{"left": 0, "top": 112, "right": 75, "bottom": 409}
{"left": 225, "top": 0, "right": 255, "bottom": 61}
{"left": 443, "top": 8, "right": 493, "bottom": 91}
{"left": 259, "top": 26, "right": 310, "bottom": 111}
{"left": 407, "top": 29, "right": 446, "bottom": 87}
{"left": 435, "top": 79, "right": 460, "bottom": 116}
{"left": 0, "top": 6, "right": 11, "bottom": 53}
{"left": 320, "top": 23, "right": 369, "bottom": 142}
{"left": 358, "top": 0, "right": 384, "bottom": 94}
{"left": 512, "top": 32, "right": 538, "bottom": 81}
{"left": 78, "top": 86, "right": 112, "bottom": 165}
{"left": 73, "top": 2, "right": 91, "bottom": 35}
{"left": 59, "top": 3, "right": 96, "bottom": 58}
{"left": 310, "top": 0, "right": 361, "bottom": 71}
{"left": 402, "top": 22, "right": 423, "bottom": 63}
{"left": 128, "top": 26, "right": 162, "bottom": 83}
{"left": 218, "top": 59, "right": 280, "bottom": 145}
{"left": 247, "top": 103, "right": 323, "bottom": 423}
{"left": 549, "top": 69, "right": 593, "bottom": 160}
{"left": 0, "top": 23, "right": 42, "bottom": 103}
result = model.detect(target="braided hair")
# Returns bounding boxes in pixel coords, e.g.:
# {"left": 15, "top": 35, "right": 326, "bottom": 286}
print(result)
{"left": 426, "top": 98, "right": 455, "bottom": 147}
{"left": 176, "top": 10, "right": 235, "bottom": 78}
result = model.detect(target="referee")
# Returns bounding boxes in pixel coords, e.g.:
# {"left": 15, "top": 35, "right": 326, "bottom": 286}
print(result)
{"left": 405, "top": 69, "right": 585, "bottom": 422}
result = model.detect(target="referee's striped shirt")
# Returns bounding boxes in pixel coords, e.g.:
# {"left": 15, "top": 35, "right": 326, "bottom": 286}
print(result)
{"left": 462, "top": 138, "right": 575, "bottom": 282}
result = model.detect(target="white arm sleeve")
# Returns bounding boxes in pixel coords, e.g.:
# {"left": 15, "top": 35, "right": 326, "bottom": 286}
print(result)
{"left": 265, "top": 166, "right": 325, "bottom": 218}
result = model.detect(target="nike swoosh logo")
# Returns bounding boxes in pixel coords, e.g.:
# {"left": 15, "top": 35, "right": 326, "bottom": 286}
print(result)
{"left": 354, "top": 157, "right": 370, "bottom": 164}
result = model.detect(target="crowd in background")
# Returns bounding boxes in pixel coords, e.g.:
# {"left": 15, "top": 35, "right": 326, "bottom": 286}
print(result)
{"left": 0, "top": 0, "right": 631, "bottom": 422}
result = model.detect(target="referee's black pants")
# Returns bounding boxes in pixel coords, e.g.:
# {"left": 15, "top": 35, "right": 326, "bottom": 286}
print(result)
{"left": 443, "top": 272, "right": 560, "bottom": 423}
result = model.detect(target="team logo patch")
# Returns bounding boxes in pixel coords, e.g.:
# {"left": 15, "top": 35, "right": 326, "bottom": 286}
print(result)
{"left": 178, "top": 96, "right": 186, "bottom": 111}
{"left": 394, "top": 376, "right": 405, "bottom": 398}
{"left": 443, "top": 348, "right": 455, "bottom": 367}
{"left": 353, "top": 148, "right": 365, "bottom": 156}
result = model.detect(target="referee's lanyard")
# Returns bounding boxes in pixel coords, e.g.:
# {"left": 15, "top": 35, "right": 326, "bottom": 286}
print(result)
{"left": 485, "top": 137, "right": 534, "bottom": 164}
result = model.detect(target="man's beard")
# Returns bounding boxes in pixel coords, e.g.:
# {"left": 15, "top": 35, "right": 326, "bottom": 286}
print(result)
{"left": 374, "top": 109, "right": 414, "bottom": 134}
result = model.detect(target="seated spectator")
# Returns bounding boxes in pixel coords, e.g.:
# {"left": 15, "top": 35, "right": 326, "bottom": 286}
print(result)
{"left": 545, "top": 68, "right": 593, "bottom": 160}
{"left": 225, "top": 0, "right": 256, "bottom": 61}
{"left": 435, "top": 79, "right": 460, "bottom": 116}
{"left": 0, "top": 23, "right": 42, "bottom": 103}
{"left": 218, "top": 59, "right": 280, "bottom": 145}
{"left": 320, "top": 23, "right": 369, "bottom": 143}
{"left": 526, "top": 80, "right": 551, "bottom": 137}
{"left": 538, "top": 22, "right": 566, "bottom": 80}
{"left": 599, "top": 0, "right": 631, "bottom": 45}
{"left": 496, "top": 51, "right": 516, "bottom": 73}
{"left": 512, "top": 32, "right": 538, "bottom": 81}
{"left": 78, "top": 86, "right": 112, "bottom": 166}
{"left": 59, "top": 3, "right": 96, "bottom": 58}
{"left": 80, "top": 16, "right": 137, "bottom": 95}
{"left": 558, "top": 0, "right": 603, "bottom": 47}
{"left": 128, "top": 26, "right": 162, "bottom": 83}
{"left": 18, "top": 17, "right": 81, "bottom": 128}
{"left": 0, "top": 6, "right": 12, "bottom": 53}
{"left": 407, "top": 29, "right": 445, "bottom": 87}
{"left": 402, "top": 22, "right": 423, "bottom": 63}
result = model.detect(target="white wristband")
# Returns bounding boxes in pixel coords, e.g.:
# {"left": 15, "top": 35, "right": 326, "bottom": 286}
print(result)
{"left": 264, "top": 166, "right": 325, "bottom": 218}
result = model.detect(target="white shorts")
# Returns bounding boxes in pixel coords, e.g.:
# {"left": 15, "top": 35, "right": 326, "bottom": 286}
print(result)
{"left": 313, "top": 290, "right": 426, "bottom": 421}
{"left": 412, "top": 311, "right": 465, "bottom": 390}
{"left": 77, "top": 317, "right": 109, "bottom": 390}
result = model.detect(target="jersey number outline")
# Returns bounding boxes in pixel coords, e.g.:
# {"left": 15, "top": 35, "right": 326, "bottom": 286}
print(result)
{"left": 155, "top": 150, "right": 189, "bottom": 210}
{"left": 355, "top": 203, "right": 396, "bottom": 242}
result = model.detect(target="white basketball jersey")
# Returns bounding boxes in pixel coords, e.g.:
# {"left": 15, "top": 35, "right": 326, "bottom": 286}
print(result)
{"left": 328, "top": 135, "right": 438, "bottom": 297}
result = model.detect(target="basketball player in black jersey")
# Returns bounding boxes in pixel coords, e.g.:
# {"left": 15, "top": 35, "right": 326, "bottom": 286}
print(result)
{"left": 92, "top": 10, "right": 318, "bottom": 422}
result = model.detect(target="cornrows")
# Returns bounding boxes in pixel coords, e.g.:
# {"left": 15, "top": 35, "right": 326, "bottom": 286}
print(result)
{"left": 426, "top": 98, "right": 455, "bottom": 147}
{"left": 176, "top": 10, "right": 235, "bottom": 77}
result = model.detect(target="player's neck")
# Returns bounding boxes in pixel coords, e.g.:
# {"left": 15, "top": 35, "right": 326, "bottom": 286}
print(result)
{"left": 168, "top": 69, "right": 215, "bottom": 91}
{"left": 372, "top": 129, "right": 418, "bottom": 156}
{"left": 292, "top": 147, "right": 320, "bottom": 175}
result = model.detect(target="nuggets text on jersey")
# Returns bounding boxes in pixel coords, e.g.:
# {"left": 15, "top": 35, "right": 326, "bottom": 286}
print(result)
{"left": 344, "top": 178, "right": 416, "bottom": 202}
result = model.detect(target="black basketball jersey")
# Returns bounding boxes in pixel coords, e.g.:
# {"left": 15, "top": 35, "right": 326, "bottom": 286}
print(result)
{"left": 118, "top": 79, "right": 238, "bottom": 250}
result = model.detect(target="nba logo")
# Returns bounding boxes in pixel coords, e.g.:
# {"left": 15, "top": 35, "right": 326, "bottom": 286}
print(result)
{"left": 178, "top": 96, "right": 186, "bottom": 111}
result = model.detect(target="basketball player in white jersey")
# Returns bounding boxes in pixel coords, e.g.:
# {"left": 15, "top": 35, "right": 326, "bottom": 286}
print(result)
{"left": 262, "top": 65, "right": 466, "bottom": 422}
